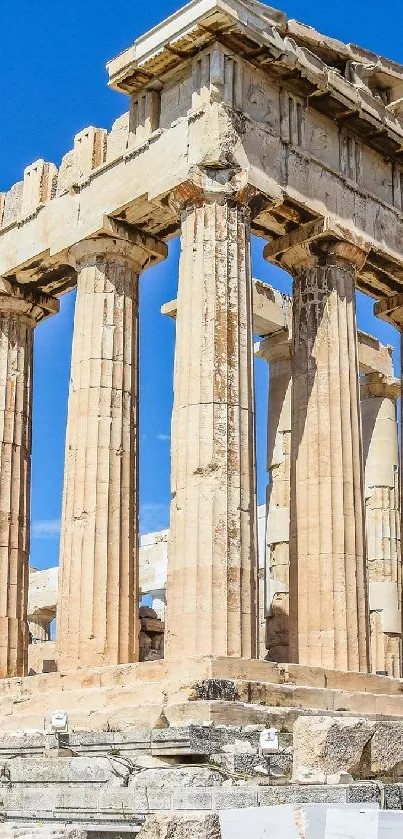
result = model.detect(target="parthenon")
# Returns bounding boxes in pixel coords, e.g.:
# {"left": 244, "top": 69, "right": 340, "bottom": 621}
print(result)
{"left": 2, "top": 0, "right": 403, "bottom": 835}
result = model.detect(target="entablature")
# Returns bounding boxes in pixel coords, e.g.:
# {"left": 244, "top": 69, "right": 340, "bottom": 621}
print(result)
{"left": 1, "top": 1, "right": 403, "bottom": 306}
{"left": 107, "top": 0, "right": 403, "bottom": 163}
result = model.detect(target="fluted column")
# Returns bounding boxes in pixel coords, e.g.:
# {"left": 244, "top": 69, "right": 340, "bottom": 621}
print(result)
{"left": 165, "top": 187, "right": 258, "bottom": 660}
{"left": 361, "top": 373, "right": 402, "bottom": 677}
{"left": 57, "top": 232, "right": 166, "bottom": 671}
{"left": 29, "top": 618, "right": 51, "bottom": 642}
{"left": 266, "top": 234, "right": 370, "bottom": 672}
{"left": 0, "top": 281, "right": 58, "bottom": 677}
{"left": 257, "top": 332, "right": 292, "bottom": 662}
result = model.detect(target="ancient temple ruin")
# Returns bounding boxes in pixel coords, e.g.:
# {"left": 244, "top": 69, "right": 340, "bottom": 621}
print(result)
{"left": 1, "top": 0, "right": 403, "bottom": 835}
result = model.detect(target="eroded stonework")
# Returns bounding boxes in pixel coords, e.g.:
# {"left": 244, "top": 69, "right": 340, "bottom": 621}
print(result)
{"left": 1, "top": 0, "right": 403, "bottom": 835}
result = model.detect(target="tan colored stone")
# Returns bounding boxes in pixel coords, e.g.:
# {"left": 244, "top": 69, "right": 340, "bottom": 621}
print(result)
{"left": 258, "top": 333, "right": 292, "bottom": 663}
{"left": 57, "top": 232, "right": 166, "bottom": 671}
{"left": 266, "top": 236, "right": 370, "bottom": 672}
{"left": 361, "top": 373, "right": 402, "bottom": 677}
{"left": 0, "top": 284, "right": 58, "bottom": 677}
{"left": 165, "top": 189, "right": 258, "bottom": 660}
{"left": 292, "top": 715, "right": 374, "bottom": 783}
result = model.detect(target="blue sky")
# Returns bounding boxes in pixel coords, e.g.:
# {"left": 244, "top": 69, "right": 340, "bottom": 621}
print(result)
{"left": 0, "top": 0, "right": 401, "bottom": 569}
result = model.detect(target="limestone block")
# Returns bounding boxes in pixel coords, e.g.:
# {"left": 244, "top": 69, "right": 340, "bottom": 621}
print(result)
{"left": 292, "top": 716, "right": 374, "bottom": 784}
{"left": 369, "top": 582, "right": 401, "bottom": 634}
{"left": 21, "top": 160, "right": 57, "bottom": 216}
{"left": 28, "top": 567, "right": 58, "bottom": 619}
{"left": 267, "top": 506, "right": 289, "bottom": 544}
{"left": 106, "top": 112, "right": 129, "bottom": 161}
{"left": 213, "top": 788, "right": 259, "bottom": 809}
{"left": 138, "top": 815, "right": 221, "bottom": 839}
{"left": 139, "top": 531, "right": 168, "bottom": 593}
{"left": 133, "top": 787, "right": 173, "bottom": 813}
{"left": 131, "top": 767, "right": 223, "bottom": 789}
{"left": 28, "top": 640, "right": 56, "bottom": 674}
{"left": 213, "top": 751, "right": 292, "bottom": 778}
{"left": 3, "top": 756, "right": 125, "bottom": 785}
{"left": 56, "top": 126, "right": 106, "bottom": 194}
{"left": 1, "top": 182, "right": 23, "bottom": 227}
{"left": 73, "top": 126, "right": 107, "bottom": 177}
{"left": 130, "top": 91, "right": 160, "bottom": 143}
{"left": 56, "top": 150, "right": 78, "bottom": 194}
{"left": 257, "top": 505, "right": 266, "bottom": 570}
{"left": 172, "top": 788, "right": 214, "bottom": 810}
{"left": 257, "top": 785, "right": 347, "bottom": 806}
{"left": 370, "top": 722, "right": 403, "bottom": 777}
{"left": 160, "top": 73, "right": 192, "bottom": 130}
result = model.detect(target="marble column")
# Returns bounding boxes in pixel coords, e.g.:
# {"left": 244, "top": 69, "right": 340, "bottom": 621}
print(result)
{"left": 29, "top": 617, "right": 51, "bottom": 642}
{"left": 257, "top": 332, "right": 292, "bottom": 663}
{"left": 0, "top": 281, "right": 58, "bottom": 677}
{"left": 374, "top": 294, "right": 403, "bottom": 674}
{"left": 57, "top": 232, "right": 166, "bottom": 671}
{"left": 266, "top": 238, "right": 370, "bottom": 672}
{"left": 165, "top": 191, "right": 258, "bottom": 660}
{"left": 361, "top": 373, "right": 402, "bottom": 677}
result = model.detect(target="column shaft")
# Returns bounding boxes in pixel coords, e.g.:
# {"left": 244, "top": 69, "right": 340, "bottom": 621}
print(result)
{"left": 29, "top": 618, "right": 51, "bottom": 642}
{"left": 265, "top": 347, "right": 292, "bottom": 662}
{"left": 0, "top": 315, "right": 32, "bottom": 676}
{"left": 289, "top": 244, "right": 369, "bottom": 671}
{"left": 57, "top": 239, "right": 141, "bottom": 670}
{"left": 165, "top": 198, "right": 258, "bottom": 659}
{"left": 361, "top": 374, "right": 402, "bottom": 677}
{"left": 0, "top": 285, "right": 58, "bottom": 677}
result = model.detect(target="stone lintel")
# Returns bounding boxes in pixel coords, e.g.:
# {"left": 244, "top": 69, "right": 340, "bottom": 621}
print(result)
{"left": 2, "top": 110, "right": 403, "bottom": 301}
{"left": 264, "top": 218, "right": 369, "bottom": 273}
{"left": 369, "top": 582, "right": 402, "bottom": 635}
{"left": 164, "top": 274, "right": 394, "bottom": 375}
{"left": 165, "top": 276, "right": 395, "bottom": 375}
{"left": 162, "top": 278, "right": 290, "bottom": 337}
{"left": 0, "top": 277, "right": 59, "bottom": 323}
{"left": 361, "top": 372, "right": 400, "bottom": 400}
{"left": 375, "top": 292, "right": 403, "bottom": 329}
{"left": 357, "top": 330, "right": 394, "bottom": 377}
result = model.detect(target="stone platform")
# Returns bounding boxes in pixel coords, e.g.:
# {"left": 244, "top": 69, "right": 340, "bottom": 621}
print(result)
{"left": 1, "top": 657, "right": 403, "bottom": 733}
{"left": 0, "top": 659, "right": 403, "bottom": 835}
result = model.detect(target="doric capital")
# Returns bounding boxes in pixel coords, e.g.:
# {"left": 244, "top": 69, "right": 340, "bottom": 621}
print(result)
{"left": 170, "top": 168, "right": 257, "bottom": 217}
{"left": 68, "top": 217, "right": 167, "bottom": 275}
{"left": 264, "top": 218, "right": 369, "bottom": 276}
{"left": 255, "top": 330, "right": 291, "bottom": 364}
{"left": 360, "top": 372, "right": 400, "bottom": 401}
{"left": 0, "top": 278, "right": 59, "bottom": 324}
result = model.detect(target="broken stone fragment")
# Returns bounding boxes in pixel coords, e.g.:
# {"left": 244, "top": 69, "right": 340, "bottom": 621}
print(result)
{"left": 292, "top": 716, "right": 374, "bottom": 784}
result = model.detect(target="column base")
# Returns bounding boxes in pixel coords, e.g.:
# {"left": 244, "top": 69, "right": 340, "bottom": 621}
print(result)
{"left": 0, "top": 656, "right": 403, "bottom": 733}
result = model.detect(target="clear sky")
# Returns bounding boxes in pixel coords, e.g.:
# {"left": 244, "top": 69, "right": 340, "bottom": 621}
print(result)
{"left": 0, "top": 0, "right": 401, "bottom": 569}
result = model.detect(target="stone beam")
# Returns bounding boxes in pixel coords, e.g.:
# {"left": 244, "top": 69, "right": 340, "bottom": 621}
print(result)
{"left": 164, "top": 277, "right": 395, "bottom": 376}
{"left": 161, "top": 278, "right": 291, "bottom": 337}
{"left": 27, "top": 567, "right": 58, "bottom": 623}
